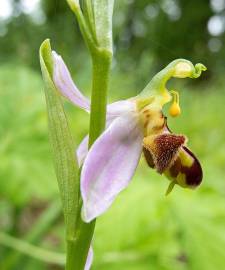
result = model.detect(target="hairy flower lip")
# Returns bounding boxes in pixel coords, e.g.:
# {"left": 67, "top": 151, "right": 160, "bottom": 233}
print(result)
{"left": 143, "top": 133, "right": 187, "bottom": 174}
{"left": 144, "top": 143, "right": 203, "bottom": 190}
{"left": 143, "top": 118, "right": 203, "bottom": 190}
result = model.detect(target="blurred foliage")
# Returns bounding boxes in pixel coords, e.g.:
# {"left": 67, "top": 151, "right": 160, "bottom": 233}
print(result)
{"left": 1, "top": 0, "right": 225, "bottom": 269}
{"left": 0, "top": 0, "right": 224, "bottom": 79}
{"left": 1, "top": 60, "right": 225, "bottom": 269}
{"left": 0, "top": 63, "right": 56, "bottom": 206}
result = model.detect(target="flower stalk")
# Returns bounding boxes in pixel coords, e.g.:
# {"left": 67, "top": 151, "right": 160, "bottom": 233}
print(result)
{"left": 89, "top": 50, "right": 112, "bottom": 145}
{"left": 64, "top": 1, "right": 114, "bottom": 269}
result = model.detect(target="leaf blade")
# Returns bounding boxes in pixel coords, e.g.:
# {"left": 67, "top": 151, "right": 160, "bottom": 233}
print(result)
{"left": 39, "top": 39, "right": 79, "bottom": 235}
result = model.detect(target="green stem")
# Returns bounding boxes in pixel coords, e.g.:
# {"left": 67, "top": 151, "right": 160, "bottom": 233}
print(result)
{"left": 65, "top": 49, "right": 112, "bottom": 270}
{"left": 66, "top": 220, "right": 95, "bottom": 270}
{"left": 89, "top": 49, "right": 112, "bottom": 145}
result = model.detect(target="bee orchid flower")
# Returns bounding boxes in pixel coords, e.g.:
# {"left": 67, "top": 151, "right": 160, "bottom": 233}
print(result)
{"left": 52, "top": 51, "right": 206, "bottom": 223}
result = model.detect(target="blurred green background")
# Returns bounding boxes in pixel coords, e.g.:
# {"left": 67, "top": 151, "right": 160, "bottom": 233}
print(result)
{"left": 1, "top": 0, "right": 225, "bottom": 269}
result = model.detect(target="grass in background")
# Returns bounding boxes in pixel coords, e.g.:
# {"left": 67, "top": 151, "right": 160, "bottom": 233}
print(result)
{"left": 0, "top": 63, "right": 225, "bottom": 270}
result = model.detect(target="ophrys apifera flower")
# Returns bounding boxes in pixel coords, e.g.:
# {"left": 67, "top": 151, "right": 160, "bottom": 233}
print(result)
{"left": 52, "top": 51, "right": 206, "bottom": 222}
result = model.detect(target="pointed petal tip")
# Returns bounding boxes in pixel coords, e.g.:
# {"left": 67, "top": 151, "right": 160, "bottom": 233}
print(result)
{"left": 40, "top": 39, "right": 51, "bottom": 52}
{"left": 81, "top": 207, "right": 91, "bottom": 223}
{"left": 81, "top": 205, "right": 96, "bottom": 223}
{"left": 165, "top": 181, "right": 176, "bottom": 196}
{"left": 39, "top": 39, "right": 54, "bottom": 78}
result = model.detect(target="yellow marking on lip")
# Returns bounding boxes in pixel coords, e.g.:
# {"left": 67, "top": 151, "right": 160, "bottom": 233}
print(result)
{"left": 176, "top": 173, "right": 187, "bottom": 188}
{"left": 179, "top": 148, "right": 193, "bottom": 167}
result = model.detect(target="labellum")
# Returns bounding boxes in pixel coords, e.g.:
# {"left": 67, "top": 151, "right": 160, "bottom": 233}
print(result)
{"left": 143, "top": 118, "right": 203, "bottom": 194}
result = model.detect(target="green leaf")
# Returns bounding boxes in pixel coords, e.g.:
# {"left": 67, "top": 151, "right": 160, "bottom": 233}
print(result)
{"left": 39, "top": 39, "right": 79, "bottom": 236}
{"left": 93, "top": 0, "right": 114, "bottom": 53}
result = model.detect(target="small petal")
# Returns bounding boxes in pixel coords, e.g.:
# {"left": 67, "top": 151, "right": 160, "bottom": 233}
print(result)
{"left": 81, "top": 113, "right": 143, "bottom": 222}
{"left": 52, "top": 51, "right": 90, "bottom": 111}
{"left": 85, "top": 246, "right": 94, "bottom": 270}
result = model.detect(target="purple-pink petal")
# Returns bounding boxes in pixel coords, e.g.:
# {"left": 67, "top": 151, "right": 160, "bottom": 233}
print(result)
{"left": 107, "top": 99, "right": 136, "bottom": 119}
{"left": 76, "top": 118, "right": 114, "bottom": 168}
{"left": 52, "top": 51, "right": 90, "bottom": 111}
{"left": 81, "top": 113, "right": 143, "bottom": 222}
{"left": 76, "top": 108, "right": 136, "bottom": 167}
